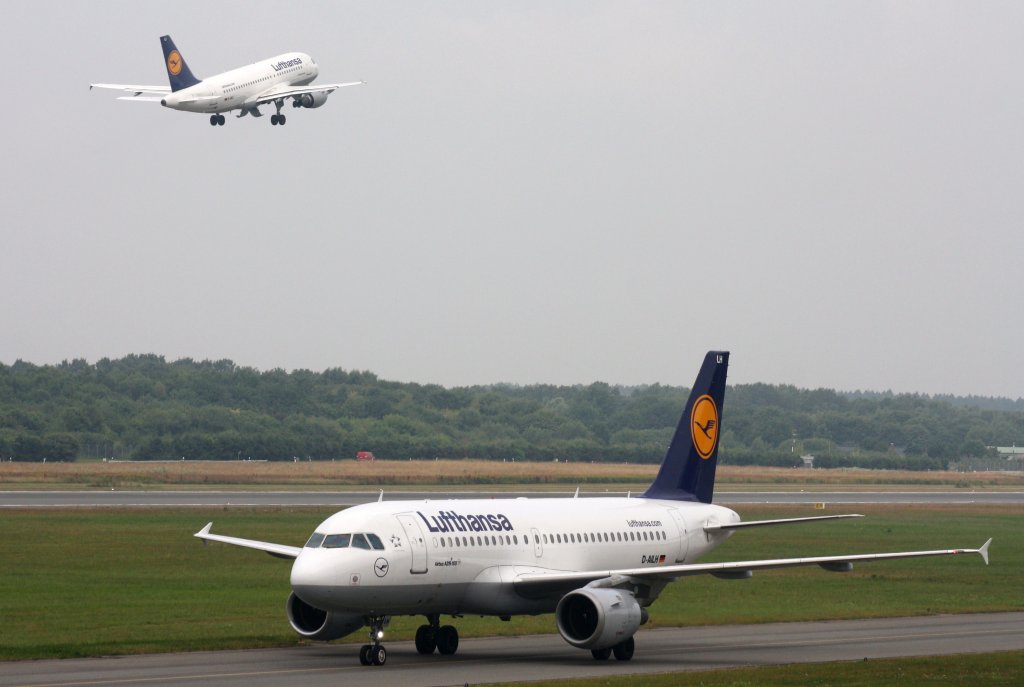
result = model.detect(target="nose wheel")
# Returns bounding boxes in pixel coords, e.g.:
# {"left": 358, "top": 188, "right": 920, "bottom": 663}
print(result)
{"left": 358, "top": 616, "right": 390, "bottom": 666}
{"left": 209, "top": 114, "right": 225, "bottom": 126}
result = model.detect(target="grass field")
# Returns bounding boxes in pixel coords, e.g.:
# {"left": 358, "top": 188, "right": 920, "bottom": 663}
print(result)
{"left": 2, "top": 460, "right": 1022, "bottom": 490}
{"left": 0, "top": 504, "right": 1019, "bottom": 661}
{"left": 491, "top": 651, "right": 1024, "bottom": 687}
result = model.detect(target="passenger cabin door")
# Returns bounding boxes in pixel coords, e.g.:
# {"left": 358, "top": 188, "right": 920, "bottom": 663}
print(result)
{"left": 531, "top": 527, "right": 543, "bottom": 558}
{"left": 395, "top": 513, "right": 428, "bottom": 574}
{"left": 668, "top": 508, "right": 689, "bottom": 563}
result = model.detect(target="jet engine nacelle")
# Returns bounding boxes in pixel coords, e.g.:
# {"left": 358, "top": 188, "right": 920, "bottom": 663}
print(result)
{"left": 555, "top": 587, "right": 643, "bottom": 650}
{"left": 286, "top": 592, "right": 363, "bottom": 641}
{"left": 294, "top": 92, "right": 329, "bottom": 108}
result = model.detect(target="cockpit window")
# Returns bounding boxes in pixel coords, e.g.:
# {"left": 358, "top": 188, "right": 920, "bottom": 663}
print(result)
{"left": 305, "top": 532, "right": 325, "bottom": 548}
{"left": 366, "top": 533, "right": 385, "bottom": 550}
{"left": 323, "top": 533, "right": 351, "bottom": 548}
{"left": 351, "top": 533, "right": 371, "bottom": 550}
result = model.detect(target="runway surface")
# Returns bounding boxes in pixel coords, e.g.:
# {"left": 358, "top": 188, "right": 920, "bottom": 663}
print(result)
{"left": 2, "top": 489, "right": 1023, "bottom": 507}
{"left": 1, "top": 612, "right": 1021, "bottom": 687}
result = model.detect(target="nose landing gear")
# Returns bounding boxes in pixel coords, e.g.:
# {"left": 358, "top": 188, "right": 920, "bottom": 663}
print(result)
{"left": 358, "top": 616, "right": 390, "bottom": 666}
{"left": 208, "top": 114, "right": 225, "bottom": 126}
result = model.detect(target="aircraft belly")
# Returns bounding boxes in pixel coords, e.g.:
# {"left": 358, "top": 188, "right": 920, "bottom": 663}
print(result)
{"left": 295, "top": 582, "right": 467, "bottom": 615}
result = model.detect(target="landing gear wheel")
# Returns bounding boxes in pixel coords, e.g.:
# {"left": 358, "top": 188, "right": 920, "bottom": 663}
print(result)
{"left": 436, "top": 625, "right": 459, "bottom": 655}
{"left": 415, "top": 624, "right": 437, "bottom": 654}
{"left": 217, "top": 114, "right": 225, "bottom": 125}
{"left": 591, "top": 647, "right": 611, "bottom": 660}
{"left": 209, "top": 115, "right": 218, "bottom": 126}
{"left": 271, "top": 114, "right": 280, "bottom": 126}
{"left": 278, "top": 114, "right": 286, "bottom": 125}
{"left": 370, "top": 645, "right": 387, "bottom": 666}
{"left": 612, "top": 636, "right": 634, "bottom": 661}
{"left": 358, "top": 644, "right": 372, "bottom": 665}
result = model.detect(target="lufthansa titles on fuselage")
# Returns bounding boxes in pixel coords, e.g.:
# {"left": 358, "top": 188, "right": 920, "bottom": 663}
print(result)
{"left": 417, "top": 510, "right": 514, "bottom": 534}
{"left": 271, "top": 57, "right": 303, "bottom": 71}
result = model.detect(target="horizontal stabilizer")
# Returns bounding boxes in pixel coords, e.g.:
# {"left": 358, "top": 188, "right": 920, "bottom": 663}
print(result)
{"left": 704, "top": 514, "right": 863, "bottom": 533}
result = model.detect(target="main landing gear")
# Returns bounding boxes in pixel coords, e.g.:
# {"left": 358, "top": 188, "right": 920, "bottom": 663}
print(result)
{"left": 209, "top": 114, "right": 225, "bottom": 126}
{"left": 414, "top": 614, "right": 460, "bottom": 656}
{"left": 270, "top": 99, "right": 287, "bottom": 126}
{"left": 590, "top": 636, "right": 635, "bottom": 661}
{"left": 359, "top": 616, "right": 390, "bottom": 666}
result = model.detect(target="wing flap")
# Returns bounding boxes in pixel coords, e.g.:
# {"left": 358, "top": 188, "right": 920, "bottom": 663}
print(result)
{"left": 194, "top": 522, "right": 302, "bottom": 560}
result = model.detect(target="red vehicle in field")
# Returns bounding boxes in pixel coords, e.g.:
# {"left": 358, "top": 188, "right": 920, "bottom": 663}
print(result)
{"left": 355, "top": 451, "right": 375, "bottom": 462}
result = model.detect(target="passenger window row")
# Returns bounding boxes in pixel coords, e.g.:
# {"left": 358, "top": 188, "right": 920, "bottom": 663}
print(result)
{"left": 432, "top": 529, "right": 667, "bottom": 550}
{"left": 542, "top": 530, "right": 666, "bottom": 545}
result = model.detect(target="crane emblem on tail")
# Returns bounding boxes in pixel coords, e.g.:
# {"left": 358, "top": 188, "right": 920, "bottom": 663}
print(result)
{"left": 690, "top": 395, "right": 719, "bottom": 460}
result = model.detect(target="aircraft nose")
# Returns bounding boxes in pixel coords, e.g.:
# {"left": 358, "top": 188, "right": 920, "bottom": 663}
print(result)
{"left": 290, "top": 551, "right": 321, "bottom": 588}
{"left": 160, "top": 99, "right": 166, "bottom": 106}
{"left": 290, "top": 551, "right": 335, "bottom": 608}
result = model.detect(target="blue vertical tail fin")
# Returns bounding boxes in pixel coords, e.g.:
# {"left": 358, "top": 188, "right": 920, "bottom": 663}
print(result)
{"left": 160, "top": 35, "right": 200, "bottom": 92}
{"left": 642, "top": 351, "right": 729, "bottom": 504}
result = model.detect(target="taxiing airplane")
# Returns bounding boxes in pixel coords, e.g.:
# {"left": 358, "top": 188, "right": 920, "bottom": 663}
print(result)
{"left": 91, "top": 35, "right": 363, "bottom": 126}
{"left": 196, "top": 351, "right": 991, "bottom": 667}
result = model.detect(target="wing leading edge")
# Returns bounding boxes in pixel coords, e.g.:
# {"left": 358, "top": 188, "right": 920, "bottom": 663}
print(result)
{"left": 514, "top": 539, "right": 991, "bottom": 596}
{"left": 194, "top": 522, "right": 301, "bottom": 560}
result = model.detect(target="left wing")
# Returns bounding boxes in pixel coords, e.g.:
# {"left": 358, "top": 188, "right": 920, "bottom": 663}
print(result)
{"left": 252, "top": 80, "right": 365, "bottom": 106}
{"left": 90, "top": 83, "right": 171, "bottom": 96}
{"left": 194, "top": 522, "right": 301, "bottom": 560}
{"left": 514, "top": 539, "right": 991, "bottom": 597}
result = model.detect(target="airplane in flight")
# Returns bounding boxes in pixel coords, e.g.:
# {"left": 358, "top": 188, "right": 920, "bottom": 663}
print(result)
{"left": 196, "top": 351, "right": 991, "bottom": 667}
{"left": 91, "top": 35, "right": 363, "bottom": 126}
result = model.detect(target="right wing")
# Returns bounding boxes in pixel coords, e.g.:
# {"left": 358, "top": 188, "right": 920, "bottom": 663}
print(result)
{"left": 90, "top": 83, "right": 171, "bottom": 97}
{"left": 194, "top": 522, "right": 301, "bottom": 560}
{"left": 513, "top": 538, "right": 991, "bottom": 598}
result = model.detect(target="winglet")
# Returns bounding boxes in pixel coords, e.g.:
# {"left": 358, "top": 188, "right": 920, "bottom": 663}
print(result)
{"left": 574, "top": 487, "right": 580, "bottom": 499}
{"left": 196, "top": 522, "right": 213, "bottom": 538}
{"left": 378, "top": 489, "right": 384, "bottom": 503}
{"left": 978, "top": 538, "right": 992, "bottom": 565}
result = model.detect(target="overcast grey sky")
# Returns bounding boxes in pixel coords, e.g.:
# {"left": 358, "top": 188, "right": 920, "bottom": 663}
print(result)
{"left": 1, "top": 2, "right": 1022, "bottom": 397}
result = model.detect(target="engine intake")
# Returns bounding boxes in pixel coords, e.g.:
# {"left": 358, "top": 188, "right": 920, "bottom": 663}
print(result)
{"left": 555, "top": 588, "right": 642, "bottom": 650}
{"left": 294, "top": 92, "right": 329, "bottom": 109}
{"left": 286, "top": 592, "right": 363, "bottom": 641}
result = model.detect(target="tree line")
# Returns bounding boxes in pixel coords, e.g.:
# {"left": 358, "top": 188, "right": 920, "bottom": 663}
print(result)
{"left": 1, "top": 355, "right": 1022, "bottom": 469}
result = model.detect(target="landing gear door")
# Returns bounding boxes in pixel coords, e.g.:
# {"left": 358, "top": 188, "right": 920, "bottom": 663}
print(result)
{"left": 395, "top": 513, "right": 428, "bottom": 574}
{"left": 668, "top": 508, "right": 688, "bottom": 563}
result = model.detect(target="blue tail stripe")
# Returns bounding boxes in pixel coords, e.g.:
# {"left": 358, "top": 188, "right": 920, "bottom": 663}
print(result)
{"left": 160, "top": 35, "right": 200, "bottom": 92}
{"left": 642, "top": 351, "right": 729, "bottom": 504}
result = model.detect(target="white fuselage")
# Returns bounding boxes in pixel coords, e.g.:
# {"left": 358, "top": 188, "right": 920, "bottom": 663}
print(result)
{"left": 161, "top": 52, "right": 318, "bottom": 113}
{"left": 290, "top": 497, "right": 740, "bottom": 617}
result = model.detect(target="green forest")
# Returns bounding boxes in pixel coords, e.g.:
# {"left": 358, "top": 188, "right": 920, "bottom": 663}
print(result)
{"left": 1, "top": 355, "right": 1022, "bottom": 470}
